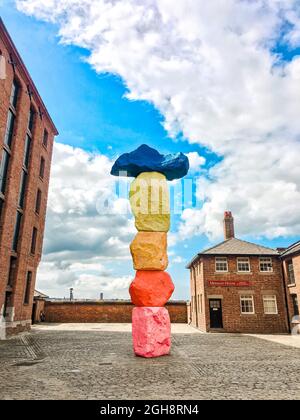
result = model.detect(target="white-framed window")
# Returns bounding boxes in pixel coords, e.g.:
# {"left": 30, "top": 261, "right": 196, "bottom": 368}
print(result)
{"left": 263, "top": 295, "right": 278, "bottom": 315}
{"left": 215, "top": 257, "right": 228, "bottom": 272}
{"left": 240, "top": 295, "right": 255, "bottom": 314}
{"left": 287, "top": 260, "right": 295, "bottom": 285}
{"left": 260, "top": 257, "right": 273, "bottom": 272}
{"left": 237, "top": 257, "right": 251, "bottom": 272}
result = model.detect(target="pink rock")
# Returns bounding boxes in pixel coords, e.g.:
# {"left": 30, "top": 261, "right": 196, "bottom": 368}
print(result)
{"left": 132, "top": 307, "right": 171, "bottom": 358}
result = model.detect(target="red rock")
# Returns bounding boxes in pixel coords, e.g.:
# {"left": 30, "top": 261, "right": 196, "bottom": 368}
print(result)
{"left": 132, "top": 307, "right": 171, "bottom": 358}
{"left": 130, "top": 271, "right": 174, "bottom": 307}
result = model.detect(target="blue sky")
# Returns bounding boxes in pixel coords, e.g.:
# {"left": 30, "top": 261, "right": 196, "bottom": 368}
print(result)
{"left": 1, "top": 0, "right": 300, "bottom": 299}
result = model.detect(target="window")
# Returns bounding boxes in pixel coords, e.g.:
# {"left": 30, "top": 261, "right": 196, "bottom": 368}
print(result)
{"left": 287, "top": 260, "right": 295, "bottom": 285}
{"left": 237, "top": 257, "right": 251, "bottom": 272}
{"left": 28, "top": 108, "right": 35, "bottom": 133}
{"left": 35, "top": 189, "right": 42, "bottom": 214}
{"left": 43, "top": 129, "right": 48, "bottom": 148}
{"left": 260, "top": 257, "right": 273, "bottom": 272}
{"left": 0, "top": 150, "right": 10, "bottom": 194}
{"left": 12, "top": 211, "right": 22, "bottom": 252}
{"left": 24, "top": 272, "right": 32, "bottom": 305}
{"left": 23, "top": 135, "right": 31, "bottom": 169}
{"left": 4, "top": 110, "right": 15, "bottom": 148}
{"left": 39, "top": 157, "right": 45, "bottom": 179}
{"left": 292, "top": 295, "right": 299, "bottom": 316}
{"left": 215, "top": 257, "right": 228, "bottom": 272}
{"left": 7, "top": 256, "right": 17, "bottom": 287}
{"left": 10, "top": 80, "right": 19, "bottom": 109}
{"left": 263, "top": 295, "right": 278, "bottom": 315}
{"left": 18, "top": 170, "right": 27, "bottom": 209}
{"left": 31, "top": 227, "right": 38, "bottom": 255}
{"left": 240, "top": 295, "right": 255, "bottom": 314}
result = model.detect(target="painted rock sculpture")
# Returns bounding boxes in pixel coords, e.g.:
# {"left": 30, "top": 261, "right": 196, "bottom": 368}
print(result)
{"left": 132, "top": 307, "right": 171, "bottom": 358}
{"left": 129, "top": 172, "right": 170, "bottom": 232}
{"left": 111, "top": 144, "right": 189, "bottom": 358}
{"left": 130, "top": 232, "right": 168, "bottom": 271}
{"left": 111, "top": 144, "right": 189, "bottom": 181}
{"left": 130, "top": 271, "right": 175, "bottom": 307}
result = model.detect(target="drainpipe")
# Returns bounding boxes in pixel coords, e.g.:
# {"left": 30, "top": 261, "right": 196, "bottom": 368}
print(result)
{"left": 193, "top": 263, "right": 199, "bottom": 329}
{"left": 280, "top": 258, "right": 291, "bottom": 334}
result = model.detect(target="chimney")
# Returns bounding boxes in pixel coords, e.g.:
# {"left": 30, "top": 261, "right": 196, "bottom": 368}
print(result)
{"left": 223, "top": 211, "right": 235, "bottom": 240}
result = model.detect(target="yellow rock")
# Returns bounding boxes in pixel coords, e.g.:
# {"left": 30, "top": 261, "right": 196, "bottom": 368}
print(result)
{"left": 130, "top": 232, "right": 168, "bottom": 271}
{"left": 129, "top": 172, "right": 170, "bottom": 232}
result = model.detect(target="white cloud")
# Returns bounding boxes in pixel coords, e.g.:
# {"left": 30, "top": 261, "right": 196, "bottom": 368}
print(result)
{"left": 38, "top": 261, "right": 132, "bottom": 300}
{"left": 186, "top": 152, "right": 206, "bottom": 172}
{"left": 37, "top": 142, "right": 135, "bottom": 298}
{"left": 17, "top": 0, "right": 300, "bottom": 241}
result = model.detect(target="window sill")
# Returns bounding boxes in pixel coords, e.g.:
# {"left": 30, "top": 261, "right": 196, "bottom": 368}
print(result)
{"left": 237, "top": 272, "right": 252, "bottom": 275}
{"left": 258, "top": 272, "right": 274, "bottom": 275}
{"left": 263, "top": 314, "right": 279, "bottom": 316}
{"left": 288, "top": 284, "right": 296, "bottom": 288}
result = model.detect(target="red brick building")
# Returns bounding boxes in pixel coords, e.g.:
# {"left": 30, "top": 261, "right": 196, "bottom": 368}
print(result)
{"left": 187, "top": 212, "right": 290, "bottom": 334}
{"left": 0, "top": 19, "right": 58, "bottom": 336}
{"left": 281, "top": 242, "right": 300, "bottom": 334}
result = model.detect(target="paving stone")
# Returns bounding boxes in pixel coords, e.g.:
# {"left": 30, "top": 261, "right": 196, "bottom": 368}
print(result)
{"left": 0, "top": 329, "right": 300, "bottom": 400}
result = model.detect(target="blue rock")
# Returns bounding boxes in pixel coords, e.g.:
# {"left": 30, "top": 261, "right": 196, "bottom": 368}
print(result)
{"left": 111, "top": 145, "right": 190, "bottom": 181}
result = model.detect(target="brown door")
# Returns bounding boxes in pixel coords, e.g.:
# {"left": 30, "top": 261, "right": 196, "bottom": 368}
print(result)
{"left": 209, "top": 299, "right": 223, "bottom": 329}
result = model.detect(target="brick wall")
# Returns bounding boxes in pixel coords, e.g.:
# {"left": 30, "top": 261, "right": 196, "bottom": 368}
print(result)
{"left": 43, "top": 301, "right": 188, "bottom": 324}
{"left": 190, "top": 255, "right": 289, "bottom": 334}
{"left": 0, "top": 21, "right": 57, "bottom": 335}
{"left": 282, "top": 254, "right": 300, "bottom": 332}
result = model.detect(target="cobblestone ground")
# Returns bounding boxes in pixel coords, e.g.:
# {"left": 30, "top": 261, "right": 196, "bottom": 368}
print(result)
{"left": 0, "top": 328, "right": 300, "bottom": 400}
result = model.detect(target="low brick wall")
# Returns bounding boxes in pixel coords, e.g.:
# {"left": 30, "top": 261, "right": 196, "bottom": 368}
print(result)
{"left": 44, "top": 300, "right": 188, "bottom": 324}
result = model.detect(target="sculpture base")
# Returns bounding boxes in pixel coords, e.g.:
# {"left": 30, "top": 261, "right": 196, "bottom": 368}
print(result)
{"left": 132, "top": 307, "right": 171, "bottom": 358}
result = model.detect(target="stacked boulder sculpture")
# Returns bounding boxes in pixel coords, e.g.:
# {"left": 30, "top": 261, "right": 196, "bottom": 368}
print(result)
{"left": 111, "top": 145, "right": 189, "bottom": 358}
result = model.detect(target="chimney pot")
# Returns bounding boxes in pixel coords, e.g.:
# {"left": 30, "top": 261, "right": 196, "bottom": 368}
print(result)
{"left": 223, "top": 211, "right": 235, "bottom": 240}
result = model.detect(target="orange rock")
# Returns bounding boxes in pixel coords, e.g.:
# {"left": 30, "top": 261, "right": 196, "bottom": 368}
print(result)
{"left": 130, "top": 232, "right": 168, "bottom": 271}
{"left": 130, "top": 271, "right": 175, "bottom": 307}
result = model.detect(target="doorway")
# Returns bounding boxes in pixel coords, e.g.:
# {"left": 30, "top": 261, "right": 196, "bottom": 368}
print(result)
{"left": 209, "top": 299, "right": 223, "bottom": 329}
